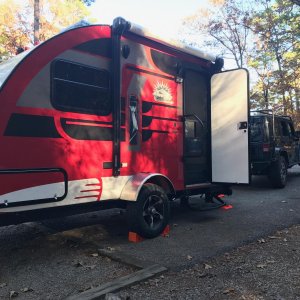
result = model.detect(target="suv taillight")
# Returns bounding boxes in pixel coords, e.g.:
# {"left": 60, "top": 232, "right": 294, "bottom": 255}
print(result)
{"left": 263, "top": 143, "right": 270, "bottom": 152}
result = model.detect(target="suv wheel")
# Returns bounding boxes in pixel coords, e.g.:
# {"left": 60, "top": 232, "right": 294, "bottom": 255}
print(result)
{"left": 268, "top": 156, "right": 287, "bottom": 188}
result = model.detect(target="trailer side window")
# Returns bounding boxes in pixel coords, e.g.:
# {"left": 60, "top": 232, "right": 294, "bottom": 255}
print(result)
{"left": 150, "top": 49, "right": 179, "bottom": 76}
{"left": 51, "top": 60, "right": 111, "bottom": 115}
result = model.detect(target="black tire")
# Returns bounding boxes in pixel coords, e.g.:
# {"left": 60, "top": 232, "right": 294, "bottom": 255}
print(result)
{"left": 268, "top": 156, "right": 287, "bottom": 188}
{"left": 127, "top": 183, "right": 170, "bottom": 239}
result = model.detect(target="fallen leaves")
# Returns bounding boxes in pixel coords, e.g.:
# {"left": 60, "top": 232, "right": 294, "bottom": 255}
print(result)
{"left": 256, "top": 259, "right": 276, "bottom": 269}
{"left": 266, "top": 260, "right": 275, "bottom": 264}
{"left": 198, "top": 272, "right": 208, "bottom": 278}
{"left": 72, "top": 259, "right": 99, "bottom": 270}
{"left": 9, "top": 291, "right": 18, "bottom": 299}
{"left": 256, "top": 264, "right": 267, "bottom": 269}
{"left": 223, "top": 287, "right": 235, "bottom": 294}
{"left": 257, "top": 238, "right": 266, "bottom": 243}
{"left": 73, "top": 261, "right": 84, "bottom": 267}
{"left": 268, "top": 236, "right": 280, "bottom": 239}
{"left": 106, "top": 247, "right": 115, "bottom": 252}
{"left": 204, "top": 263, "right": 212, "bottom": 270}
{"left": 20, "top": 287, "right": 33, "bottom": 293}
{"left": 86, "top": 265, "right": 96, "bottom": 270}
{"left": 105, "top": 293, "right": 122, "bottom": 300}
{"left": 78, "top": 286, "right": 93, "bottom": 293}
{"left": 1, "top": 285, "right": 33, "bottom": 298}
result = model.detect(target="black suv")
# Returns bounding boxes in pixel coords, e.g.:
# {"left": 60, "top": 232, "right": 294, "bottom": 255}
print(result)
{"left": 250, "top": 110, "right": 300, "bottom": 188}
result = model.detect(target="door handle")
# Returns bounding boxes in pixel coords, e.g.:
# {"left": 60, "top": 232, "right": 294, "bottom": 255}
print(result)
{"left": 238, "top": 121, "right": 248, "bottom": 130}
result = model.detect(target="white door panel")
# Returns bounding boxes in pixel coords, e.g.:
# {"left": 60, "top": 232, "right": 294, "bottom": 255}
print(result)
{"left": 211, "top": 69, "right": 249, "bottom": 184}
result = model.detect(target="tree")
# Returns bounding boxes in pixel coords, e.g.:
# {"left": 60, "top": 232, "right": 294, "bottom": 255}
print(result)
{"left": 181, "top": 0, "right": 300, "bottom": 127}
{"left": 34, "top": 0, "right": 40, "bottom": 44}
{"left": 81, "top": 0, "right": 95, "bottom": 5}
{"left": 248, "top": 46, "right": 274, "bottom": 109}
{"left": 38, "top": 0, "right": 90, "bottom": 41}
{"left": 290, "top": 0, "right": 300, "bottom": 5}
{"left": 249, "top": 0, "right": 300, "bottom": 115}
{"left": 182, "top": 0, "right": 252, "bottom": 68}
{"left": 33, "top": 0, "right": 93, "bottom": 46}
{"left": 0, "top": 0, "right": 91, "bottom": 60}
{"left": 0, "top": 0, "right": 32, "bottom": 60}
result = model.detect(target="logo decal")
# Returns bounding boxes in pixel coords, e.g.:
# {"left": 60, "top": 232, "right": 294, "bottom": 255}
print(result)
{"left": 153, "top": 82, "right": 173, "bottom": 103}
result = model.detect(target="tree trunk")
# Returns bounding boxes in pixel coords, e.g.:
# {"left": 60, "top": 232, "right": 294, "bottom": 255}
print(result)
{"left": 296, "top": 88, "right": 300, "bottom": 112}
{"left": 275, "top": 52, "right": 287, "bottom": 114}
{"left": 34, "top": 0, "right": 40, "bottom": 45}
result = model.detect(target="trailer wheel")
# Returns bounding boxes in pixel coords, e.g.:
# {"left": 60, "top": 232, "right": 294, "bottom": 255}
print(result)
{"left": 127, "top": 183, "right": 170, "bottom": 239}
{"left": 268, "top": 156, "right": 287, "bottom": 188}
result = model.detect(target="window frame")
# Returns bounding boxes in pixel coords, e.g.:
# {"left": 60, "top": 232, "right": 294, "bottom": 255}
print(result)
{"left": 50, "top": 59, "right": 111, "bottom": 116}
{"left": 280, "top": 120, "right": 292, "bottom": 137}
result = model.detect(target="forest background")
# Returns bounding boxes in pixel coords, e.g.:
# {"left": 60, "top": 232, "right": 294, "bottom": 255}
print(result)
{"left": 0, "top": 0, "right": 299, "bottom": 127}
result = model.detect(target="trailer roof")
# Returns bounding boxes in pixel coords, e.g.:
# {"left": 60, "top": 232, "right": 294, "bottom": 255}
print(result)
{"left": 128, "top": 21, "right": 217, "bottom": 62}
{"left": 0, "top": 19, "right": 218, "bottom": 90}
{"left": 0, "top": 49, "right": 32, "bottom": 89}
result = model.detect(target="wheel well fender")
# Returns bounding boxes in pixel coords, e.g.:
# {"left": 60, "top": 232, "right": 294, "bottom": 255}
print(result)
{"left": 120, "top": 173, "right": 175, "bottom": 202}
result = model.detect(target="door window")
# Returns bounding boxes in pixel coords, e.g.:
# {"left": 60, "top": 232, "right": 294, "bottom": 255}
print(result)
{"left": 274, "top": 119, "right": 281, "bottom": 136}
{"left": 280, "top": 121, "right": 292, "bottom": 137}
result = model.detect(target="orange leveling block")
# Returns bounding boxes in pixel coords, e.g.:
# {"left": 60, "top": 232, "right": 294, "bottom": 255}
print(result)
{"left": 128, "top": 225, "right": 171, "bottom": 243}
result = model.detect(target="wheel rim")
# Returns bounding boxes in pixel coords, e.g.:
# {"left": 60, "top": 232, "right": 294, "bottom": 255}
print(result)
{"left": 280, "top": 159, "right": 287, "bottom": 182}
{"left": 142, "top": 194, "right": 164, "bottom": 230}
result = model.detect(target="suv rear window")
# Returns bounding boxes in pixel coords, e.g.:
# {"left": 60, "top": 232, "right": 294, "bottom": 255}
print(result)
{"left": 250, "top": 117, "right": 268, "bottom": 142}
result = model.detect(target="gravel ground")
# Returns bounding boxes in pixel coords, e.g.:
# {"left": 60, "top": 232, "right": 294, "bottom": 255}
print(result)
{"left": 0, "top": 224, "right": 135, "bottom": 300}
{"left": 117, "top": 224, "right": 300, "bottom": 300}
{"left": 1, "top": 168, "right": 300, "bottom": 300}
{"left": 2, "top": 222, "right": 300, "bottom": 300}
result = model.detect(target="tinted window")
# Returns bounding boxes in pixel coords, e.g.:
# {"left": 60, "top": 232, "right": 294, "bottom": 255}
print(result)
{"left": 150, "top": 49, "right": 179, "bottom": 76}
{"left": 288, "top": 122, "right": 295, "bottom": 136}
{"left": 74, "top": 38, "right": 112, "bottom": 58}
{"left": 51, "top": 60, "right": 111, "bottom": 115}
{"left": 274, "top": 119, "right": 281, "bottom": 136}
{"left": 280, "top": 121, "right": 292, "bottom": 136}
{"left": 250, "top": 117, "right": 265, "bottom": 142}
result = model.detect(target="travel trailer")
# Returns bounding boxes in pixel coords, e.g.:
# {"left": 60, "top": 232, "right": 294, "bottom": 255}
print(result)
{"left": 0, "top": 17, "right": 249, "bottom": 238}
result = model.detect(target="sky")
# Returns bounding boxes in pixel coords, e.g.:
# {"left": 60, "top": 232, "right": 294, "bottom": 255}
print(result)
{"left": 89, "top": 0, "right": 209, "bottom": 40}
{"left": 87, "top": 0, "right": 237, "bottom": 68}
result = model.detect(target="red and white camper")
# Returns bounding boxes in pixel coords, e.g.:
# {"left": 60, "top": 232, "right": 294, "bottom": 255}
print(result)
{"left": 0, "top": 17, "right": 249, "bottom": 238}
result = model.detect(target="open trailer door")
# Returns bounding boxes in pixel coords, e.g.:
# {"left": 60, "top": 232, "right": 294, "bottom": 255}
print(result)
{"left": 211, "top": 68, "right": 250, "bottom": 184}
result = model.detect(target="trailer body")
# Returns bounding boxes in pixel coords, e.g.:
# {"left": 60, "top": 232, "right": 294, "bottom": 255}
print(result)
{"left": 0, "top": 18, "right": 249, "bottom": 237}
